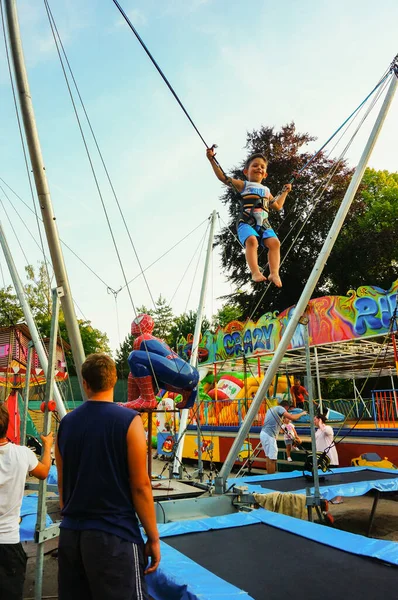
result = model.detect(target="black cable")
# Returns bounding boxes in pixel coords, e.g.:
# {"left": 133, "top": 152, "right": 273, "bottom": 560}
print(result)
{"left": 111, "top": 0, "right": 209, "bottom": 149}
{"left": 112, "top": 0, "right": 392, "bottom": 195}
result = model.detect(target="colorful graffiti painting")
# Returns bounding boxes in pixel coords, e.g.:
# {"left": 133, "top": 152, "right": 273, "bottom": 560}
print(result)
{"left": 185, "top": 280, "right": 398, "bottom": 364}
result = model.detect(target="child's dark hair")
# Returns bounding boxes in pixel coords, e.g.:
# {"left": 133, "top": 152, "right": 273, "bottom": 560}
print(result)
{"left": 316, "top": 413, "right": 327, "bottom": 423}
{"left": 245, "top": 152, "right": 268, "bottom": 170}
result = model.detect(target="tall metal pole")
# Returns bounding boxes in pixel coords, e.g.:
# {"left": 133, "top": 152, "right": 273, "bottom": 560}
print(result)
{"left": 35, "top": 289, "right": 59, "bottom": 600}
{"left": 173, "top": 211, "right": 217, "bottom": 476}
{"left": 4, "top": 0, "right": 86, "bottom": 395}
{"left": 216, "top": 65, "right": 398, "bottom": 490}
{"left": 0, "top": 222, "right": 66, "bottom": 418}
{"left": 303, "top": 321, "right": 320, "bottom": 514}
{"left": 314, "top": 346, "right": 323, "bottom": 412}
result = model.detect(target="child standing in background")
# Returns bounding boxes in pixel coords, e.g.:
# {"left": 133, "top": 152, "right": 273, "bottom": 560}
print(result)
{"left": 281, "top": 415, "right": 301, "bottom": 462}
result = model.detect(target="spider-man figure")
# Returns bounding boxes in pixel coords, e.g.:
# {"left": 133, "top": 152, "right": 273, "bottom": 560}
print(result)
{"left": 123, "top": 314, "right": 199, "bottom": 411}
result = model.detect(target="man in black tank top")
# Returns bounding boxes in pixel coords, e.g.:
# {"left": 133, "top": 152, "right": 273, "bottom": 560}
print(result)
{"left": 55, "top": 353, "right": 160, "bottom": 600}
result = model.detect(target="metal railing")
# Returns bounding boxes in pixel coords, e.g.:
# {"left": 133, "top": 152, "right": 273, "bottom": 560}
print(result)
{"left": 372, "top": 389, "right": 398, "bottom": 428}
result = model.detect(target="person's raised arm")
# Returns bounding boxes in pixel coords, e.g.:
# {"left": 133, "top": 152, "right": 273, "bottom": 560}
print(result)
{"left": 206, "top": 147, "right": 244, "bottom": 190}
{"left": 270, "top": 183, "right": 292, "bottom": 211}
{"left": 127, "top": 416, "right": 160, "bottom": 574}
{"left": 54, "top": 438, "right": 64, "bottom": 510}
{"left": 284, "top": 410, "right": 306, "bottom": 422}
{"left": 30, "top": 432, "right": 53, "bottom": 481}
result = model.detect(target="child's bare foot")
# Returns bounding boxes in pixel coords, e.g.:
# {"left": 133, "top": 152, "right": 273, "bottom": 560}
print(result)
{"left": 252, "top": 271, "right": 267, "bottom": 283}
{"left": 268, "top": 273, "right": 282, "bottom": 287}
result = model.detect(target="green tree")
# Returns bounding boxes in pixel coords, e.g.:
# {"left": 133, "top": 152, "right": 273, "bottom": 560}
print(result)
{"left": 152, "top": 295, "right": 174, "bottom": 342}
{"left": 212, "top": 303, "right": 243, "bottom": 329}
{"left": 169, "top": 310, "right": 210, "bottom": 350}
{"left": 38, "top": 317, "right": 111, "bottom": 374}
{"left": 24, "top": 262, "right": 52, "bottom": 320}
{"left": 216, "top": 122, "right": 353, "bottom": 317}
{"left": 0, "top": 286, "right": 24, "bottom": 326}
{"left": 115, "top": 333, "right": 134, "bottom": 378}
{"left": 326, "top": 168, "right": 398, "bottom": 293}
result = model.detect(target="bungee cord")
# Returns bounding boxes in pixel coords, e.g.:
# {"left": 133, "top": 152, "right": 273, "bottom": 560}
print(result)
{"left": 111, "top": 0, "right": 394, "bottom": 206}
{"left": 169, "top": 218, "right": 210, "bottom": 306}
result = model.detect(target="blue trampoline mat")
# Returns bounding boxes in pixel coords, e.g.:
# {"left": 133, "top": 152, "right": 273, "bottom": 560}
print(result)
{"left": 230, "top": 467, "right": 398, "bottom": 499}
{"left": 20, "top": 494, "right": 53, "bottom": 542}
{"left": 148, "top": 510, "right": 398, "bottom": 600}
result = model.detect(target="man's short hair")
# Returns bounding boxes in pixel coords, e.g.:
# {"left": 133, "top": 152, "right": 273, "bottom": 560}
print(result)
{"left": 245, "top": 152, "right": 268, "bottom": 170}
{"left": 280, "top": 400, "right": 290, "bottom": 408}
{"left": 0, "top": 403, "right": 9, "bottom": 438}
{"left": 81, "top": 353, "right": 117, "bottom": 393}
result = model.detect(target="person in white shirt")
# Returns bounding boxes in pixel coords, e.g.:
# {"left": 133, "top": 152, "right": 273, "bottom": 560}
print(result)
{"left": 314, "top": 413, "right": 342, "bottom": 504}
{"left": 0, "top": 403, "right": 53, "bottom": 600}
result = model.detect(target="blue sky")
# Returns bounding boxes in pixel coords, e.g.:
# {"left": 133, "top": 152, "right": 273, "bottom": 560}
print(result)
{"left": 0, "top": 0, "right": 397, "bottom": 353}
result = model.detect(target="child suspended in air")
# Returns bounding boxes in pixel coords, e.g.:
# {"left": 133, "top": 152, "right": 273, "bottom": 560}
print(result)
{"left": 206, "top": 148, "right": 292, "bottom": 286}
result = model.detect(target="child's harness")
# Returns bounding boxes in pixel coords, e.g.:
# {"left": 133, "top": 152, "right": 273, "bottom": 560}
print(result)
{"left": 234, "top": 181, "right": 275, "bottom": 235}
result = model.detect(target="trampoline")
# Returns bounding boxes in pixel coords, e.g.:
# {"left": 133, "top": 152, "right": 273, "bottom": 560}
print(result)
{"left": 229, "top": 466, "right": 398, "bottom": 499}
{"left": 147, "top": 510, "right": 398, "bottom": 600}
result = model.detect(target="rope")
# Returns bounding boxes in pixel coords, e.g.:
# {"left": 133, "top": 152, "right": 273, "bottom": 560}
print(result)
{"left": 44, "top": 0, "right": 157, "bottom": 309}
{"left": 110, "top": 0, "right": 395, "bottom": 216}
{"left": 169, "top": 218, "right": 210, "bottom": 305}
{"left": 43, "top": 2, "right": 167, "bottom": 389}
{"left": 111, "top": 0, "right": 210, "bottom": 149}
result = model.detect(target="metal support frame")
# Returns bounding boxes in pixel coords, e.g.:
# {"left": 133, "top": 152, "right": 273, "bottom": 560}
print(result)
{"left": 314, "top": 347, "right": 323, "bottom": 413}
{"left": 353, "top": 380, "right": 372, "bottom": 419}
{"left": 34, "top": 288, "right": 60, "bottom": 600}
{"left": 367, "top": 490, "right": 380, "bottom": 537}
{"left": 4, "top": 0, "right": 86, "bottom": 396}
{"left": 303, "top": 319, "right": 321, "bottom": 519}
{"left": 20, "top": 342, "right": 33, "bottom": 445}
{"left": 173, "top": 210, "right": 217, "bottom": 478}
{"left": 0, "top": 222, "right": 66, "bottom": 418}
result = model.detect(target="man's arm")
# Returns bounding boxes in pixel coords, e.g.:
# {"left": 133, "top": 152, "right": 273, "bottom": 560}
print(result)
{"left": 30, "top": 432, "right": 53, "bottom": 480}
{"left": 206, "top": 148, "right": 244, "bottom": 190}
{"left": 270, "top": 184, "right": 292, "bottom": 211}
{"left": 284, "top": 410, "right": 306, "bottom": 422}
{"left": 54, "top": 439, "right": 64, "bottom": 510}
{"left": 127, "top": 416, "right": 160, "bottom": 574}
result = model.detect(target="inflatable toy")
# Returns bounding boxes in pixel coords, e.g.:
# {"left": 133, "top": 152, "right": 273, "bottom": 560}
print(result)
{"left": 208, "top": 374, "right": 243, "bottom": 400}
{"left": 122, "top": 314, "right": 199, "bottom": 411}
{"left": 351, "top": 453, "right": 397, "bottom": 469}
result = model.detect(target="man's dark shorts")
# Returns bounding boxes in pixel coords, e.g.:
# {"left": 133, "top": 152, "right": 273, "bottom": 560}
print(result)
{"left": 0, "top": 542, "right": 27, "bottom": 600}
{"left": 58, "top": 529, "right": 149, "bottom": 600}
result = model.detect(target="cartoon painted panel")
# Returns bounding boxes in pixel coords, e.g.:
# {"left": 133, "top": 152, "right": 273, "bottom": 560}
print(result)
{"left": 182, "top": 433, "right": 220, "bottom": 462}
{"left": 185, "top": 280, "right": 398, "bottom": 364}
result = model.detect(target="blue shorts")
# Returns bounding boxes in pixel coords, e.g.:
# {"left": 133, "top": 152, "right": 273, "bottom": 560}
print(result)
{"left": 238, "top": 223, "right": 277, "bottom": 247}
